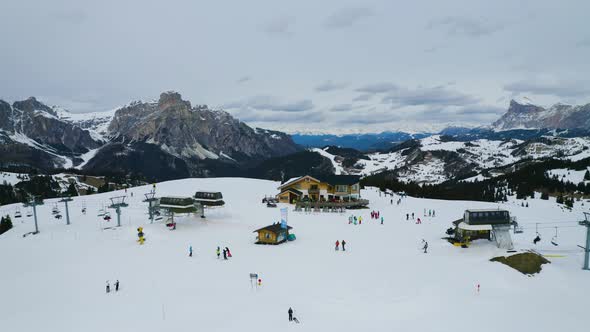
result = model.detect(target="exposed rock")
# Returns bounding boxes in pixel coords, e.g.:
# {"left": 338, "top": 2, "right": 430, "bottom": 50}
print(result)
{"left": 493, "top": 100, "right": 590, "bottom": 130}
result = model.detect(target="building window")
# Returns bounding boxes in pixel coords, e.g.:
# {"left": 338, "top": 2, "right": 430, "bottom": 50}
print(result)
{"left": 336, "top": 185, "right": 348, "bottom": 192}
{"left": 351, "top": 184, "right": 359, "bottom": 191}
{"left": 265, "top": 233, "right": 271, "bottom": 239}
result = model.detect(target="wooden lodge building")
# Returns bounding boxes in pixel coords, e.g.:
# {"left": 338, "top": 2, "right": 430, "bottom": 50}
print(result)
{"left": 277, "top": 175, "right": 361, "bottom": 204}
{"left": 254, "top": 223, "right": 293, "bottom": 245}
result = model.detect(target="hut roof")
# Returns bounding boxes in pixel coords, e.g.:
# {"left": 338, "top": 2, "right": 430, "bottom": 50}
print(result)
{"left": 253, "top": 223, "right": 293, "bottom": 234}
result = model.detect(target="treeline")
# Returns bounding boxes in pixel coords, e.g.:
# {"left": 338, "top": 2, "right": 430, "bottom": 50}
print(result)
{"left": 361, "top": 157, "right": 590, "bottom": 203}
{"left": 0, "top": 171, "right": 150, "bottom": 206}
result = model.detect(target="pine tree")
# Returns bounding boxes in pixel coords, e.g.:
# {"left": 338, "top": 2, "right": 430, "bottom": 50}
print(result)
{"left": 65, "top": 183, "right": 78, "bottom": 197}
{"left": 584, "top": 170, "right": 590, "bottom": 181}
{"left": 0, "top": 215, "right": 13, "bottom": 235}
{"left": 541, "top": 192, "right": 549, "bottom": 200}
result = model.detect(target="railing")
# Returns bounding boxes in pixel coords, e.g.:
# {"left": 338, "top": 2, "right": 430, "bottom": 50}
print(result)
{"left": 295, "top": 199, "right": 369, "bottom": 209}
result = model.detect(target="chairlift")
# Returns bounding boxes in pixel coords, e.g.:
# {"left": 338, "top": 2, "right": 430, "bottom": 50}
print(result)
{"left": 533, "top": 223, "right": 541, "bottom": 244}
{"left": 14, "top": 208, "right": 22, "bottom": 218}
{"left": 52, "top": 204, "right": 60, "bottom": 215}
{"left": 550, "top": 227, "right": 559, "bottom": 246}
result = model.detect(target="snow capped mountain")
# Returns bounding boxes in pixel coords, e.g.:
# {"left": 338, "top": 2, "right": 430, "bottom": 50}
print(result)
{"left": 313, "top": 135, "right": 590, "bottom": 184}
{"left": 0, "top": 93, "right": 300, "bottom": 178}
{"left": 492, "top": 100, "right": 590, "bottom": 130}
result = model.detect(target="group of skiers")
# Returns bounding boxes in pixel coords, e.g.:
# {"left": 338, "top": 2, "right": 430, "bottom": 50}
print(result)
{"left": 217, "top": 246, "right": 232, "bottom": 260}
{"left": 105, "top": 280, "right": 120, "bottom": 293}
{"left": 391, "top": 198, "right": 402, "bottom": 205}
{"left": 370, "top": 211, "right": 384, "bottom": 224}
{"left": 423, "top": 209, "right": 436, "bottom": 217}
{"left": 334, "top": 240, "right": 347, "bottom": 251}
{"left": 348, "top": 215, "right": 362, "bottom": 225}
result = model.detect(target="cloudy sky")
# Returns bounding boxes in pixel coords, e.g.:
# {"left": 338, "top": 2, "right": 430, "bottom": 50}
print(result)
{"left": 1, "top": 0, "right": 590, "bottom": 134}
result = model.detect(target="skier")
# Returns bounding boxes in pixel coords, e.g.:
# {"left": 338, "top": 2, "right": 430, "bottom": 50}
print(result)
{"left": 533, "top": 235, "right": 541, "bottom": 245}
{"left": 411, "top": 213, "right": 414, "bottom": 220}
{"left": 106, "top": 281, "right": 110, "bottom": 294}
{"left": 189, "top": 245, "right": 193, "bottom": 257}
{"left": 359, "top": 216, "right": 362, "bottom": 225}
{"left": 115, "top": 280, "right": 120, "bottom": 292}
{"left": 342, "top": 240, "right": 346, "bottom": 251}
{"left": 424, "top": 208, "right": 426, "bottom": 216}
{"left": 226, "top": 247, "right": 232, "bottom": 258}
{"left": 216, "top": 246, "right": 221, "bottom": 259}
{"left": 406, "top": 213, "right": 409, "bottom": 220}
{"left": 416, "top": 218, "right": 421, "bottom": 224}
{"left": 429, "top": 209, "right": 432, "bottom": 217}
{"left": 381, "top": 216, "right": 384, "bottom": 225}
{"left": 432, "top": 210, "right": 436, "bottom": 217}
{"left": 390, "top": 199, "right": 393, "bottom": 205}
{"left": 288, "top": 307, "right": 293, "bottom": 322}
{"left": 422, "top": 240, "right": 428, "bottom": 253}
{"left": 223, "top": 248, "right": 228, "bottom": 260}
{"left": 335, "top": 240, "right": 340, "bottom": 251}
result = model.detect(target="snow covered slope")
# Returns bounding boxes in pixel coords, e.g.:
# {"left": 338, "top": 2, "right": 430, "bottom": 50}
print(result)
{"left": 0, "top": 178, "right": 588, "bottom": 332}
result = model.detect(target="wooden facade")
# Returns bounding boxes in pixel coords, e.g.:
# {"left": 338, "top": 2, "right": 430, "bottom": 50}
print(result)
{"left": 254, "top": 224, "right": 293, "bottom": 245}
{"left": 277, "top": 175, "right": 361, "bottom": 204}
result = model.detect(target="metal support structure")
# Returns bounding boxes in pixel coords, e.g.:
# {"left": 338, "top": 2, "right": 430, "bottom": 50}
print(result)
{"left": 581, "top": 212, "right": 590, "bottom": 271}
{"left": 144, "top": 191, "right": 158, "bottom": 224}
{"left": 24, "top": 195, "right": 40, "bottom": 234}
{"left": 108, "top": 196, "right": 128, "bottom": 228}
{"left": 59, "top": 197, "right": 73, "bottom": 225}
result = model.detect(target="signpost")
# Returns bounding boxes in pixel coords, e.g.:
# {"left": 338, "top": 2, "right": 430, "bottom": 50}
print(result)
{"left": 249, "top": 273, "right": 258, "bottom": 289}
{"left": 280, "top": 207, "right": 288, "bottom": 229}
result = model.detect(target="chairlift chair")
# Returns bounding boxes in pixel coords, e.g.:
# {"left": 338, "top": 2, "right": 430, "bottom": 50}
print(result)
{"left": 55, "top": 214, "right": 62, "bottom": 219}
{"left": 26, "top": 209, "right": 33, "bottom": 217}
{"left": 550, "top": 227, "right": 559, "bottom": 246}
{"left": 14, "top": 208, "right": 22, "bottom": 218}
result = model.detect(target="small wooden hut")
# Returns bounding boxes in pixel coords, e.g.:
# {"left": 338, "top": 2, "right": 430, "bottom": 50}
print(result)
{"left": 254, "top": 223, "right": 293, "bottom": 245}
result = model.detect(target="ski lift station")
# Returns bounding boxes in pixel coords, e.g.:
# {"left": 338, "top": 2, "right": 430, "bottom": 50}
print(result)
{"left": 451, "top": 209, "right": 514, "bottom": 249}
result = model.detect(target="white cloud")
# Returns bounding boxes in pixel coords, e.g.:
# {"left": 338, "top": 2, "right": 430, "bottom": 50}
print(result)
{"left": 324, "top": 7, "right": 374, "bottom": 29}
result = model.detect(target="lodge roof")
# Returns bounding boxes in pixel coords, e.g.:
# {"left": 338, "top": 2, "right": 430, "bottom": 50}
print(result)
{"left": 317, "top": 175, "right": 360, "bottom": 186}
{"left": 279, "top": 188, "right": 303, "bottom": 196}
{"left": 280, "top": 174, "right": 360, "bottom": 188}
{"left": 254, "top": 223, "right": 293, "bottom": 234}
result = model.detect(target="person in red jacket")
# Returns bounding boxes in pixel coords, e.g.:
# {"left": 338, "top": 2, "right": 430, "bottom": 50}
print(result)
{"left": 335, "top": 240, "right": 340, "bottom": 251}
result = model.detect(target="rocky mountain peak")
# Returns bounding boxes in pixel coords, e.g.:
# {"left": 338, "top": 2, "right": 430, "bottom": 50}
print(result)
{"left": 493, "top": 100, "right": 590, "bottom": 130}
{"left": 158, "top": 91, "right": 191, "bottom": 110}
{"left": 12, "top": 97, "right": 56, "bottom": 116}
{"left": 507, "top": 100, "right": 544, "bottom": 114}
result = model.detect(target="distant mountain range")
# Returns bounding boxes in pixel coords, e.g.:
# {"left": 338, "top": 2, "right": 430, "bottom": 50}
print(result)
{"left": 0, "top": 92, "right": 300, "bottom": 180}
{"left": 292, "top": 100, "right": 590, "bottom": 151}
{"left": 2, "top": 95, "right": 590, "bottom": 183}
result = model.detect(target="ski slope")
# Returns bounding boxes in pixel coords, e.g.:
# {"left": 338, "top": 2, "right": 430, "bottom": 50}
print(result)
{"left": 0, "top": 178, "right": 588, "bottom": 332}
